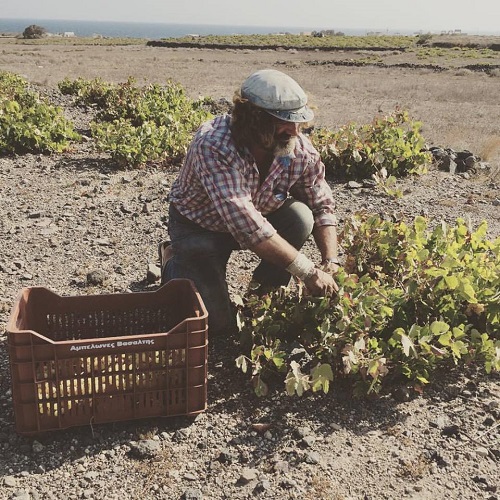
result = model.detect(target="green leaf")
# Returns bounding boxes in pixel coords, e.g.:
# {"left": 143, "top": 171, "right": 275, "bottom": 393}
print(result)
{"left": 253, "top": 376, "right": 268, "bottom": 397}
{"left": 444, "top": 275, "right": 459, "bottom": 290}
{"left": 311, "top": 363, "right": 334, "bottom": 393}
{"left": 401, "top": 333, "right": 418, "bottom": 358}
{"left": 430, "top": 321, "right": 450, "bottom": 336}
{"left": 285, "top": 361, "right": 311, "bottom": 396}
{"left": 438, "top": 331, "right": 452, "bottom": 346}
{"left": 235, "top": 355, "right": 248, "bottom": 373}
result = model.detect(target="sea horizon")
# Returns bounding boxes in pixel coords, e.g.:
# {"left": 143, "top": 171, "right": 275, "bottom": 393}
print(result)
{"left": 1, "top": 18, "right": 497, "bottom": 39}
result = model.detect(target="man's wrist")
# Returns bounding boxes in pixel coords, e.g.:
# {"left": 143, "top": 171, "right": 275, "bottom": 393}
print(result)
{"left": 286, "top": 253, "right": 316, "bottom": 280}
{"left": 321, "top": 257, "right": 341, "bottom": 265}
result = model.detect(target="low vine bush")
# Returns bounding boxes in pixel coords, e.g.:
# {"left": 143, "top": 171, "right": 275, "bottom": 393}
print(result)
{"left": 310, "top": 109, "right": 432, "bottom": 180}
{"left": 58, "top": 76, "right": 213, "bottom": 167}
{"left": 236, "top": 214, "right": 500, "bottom": 397}
{"left": 0, "top": 71, "right": 80, "bottom": 155}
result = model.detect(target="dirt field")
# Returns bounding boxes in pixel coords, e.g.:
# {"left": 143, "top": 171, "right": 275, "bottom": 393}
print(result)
{"left": 0, "top": 38, "right": 499, "bottom": 500}
{"left": 1, "top": 37, "right": 499, "bottom": 161}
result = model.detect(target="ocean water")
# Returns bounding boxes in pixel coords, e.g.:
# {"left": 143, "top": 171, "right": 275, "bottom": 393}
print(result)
{"left": 0, "top": 18, "right": 371, "bottom": 39}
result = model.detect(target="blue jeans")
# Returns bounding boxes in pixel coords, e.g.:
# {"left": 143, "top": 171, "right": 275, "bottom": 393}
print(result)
{"left": 163, "top": 199, "right": 314, "bottom": 336}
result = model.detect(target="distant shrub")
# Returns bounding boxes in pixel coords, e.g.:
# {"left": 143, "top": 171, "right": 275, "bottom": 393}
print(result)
{"left": 22, "top": 24, "right": 47, "bottom": 39}
{"left": 416, "top": 33, "right": 433, "bottom": 45}
{"left": 60, "top": 76, "right": 213, "bottom": 167}
{"left": 310, "top": 109, "right": 431, "bottom": 181}
{"left": 0, "top": 71, "right": 80, "bottom": 155}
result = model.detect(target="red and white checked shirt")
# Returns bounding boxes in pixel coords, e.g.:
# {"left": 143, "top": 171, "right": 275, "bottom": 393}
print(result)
{"left": 168, "top": 115, "right": 337, "bottom": 249}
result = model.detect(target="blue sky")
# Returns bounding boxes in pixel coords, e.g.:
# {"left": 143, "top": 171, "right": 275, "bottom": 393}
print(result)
{"left": 1, "top": 0, "right": 499, "bottom": 34}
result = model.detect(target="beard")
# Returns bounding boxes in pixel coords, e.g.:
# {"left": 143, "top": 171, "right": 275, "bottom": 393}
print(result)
{"left": 273, "top": 134, "right": 297, "bottom": 157}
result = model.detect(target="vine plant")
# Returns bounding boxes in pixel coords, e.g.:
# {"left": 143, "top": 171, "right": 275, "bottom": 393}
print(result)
{"left": 236, "top": 213, "right": 500, "bottom": 397}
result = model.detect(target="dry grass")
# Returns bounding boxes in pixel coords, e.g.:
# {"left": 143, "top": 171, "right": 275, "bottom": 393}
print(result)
{"left": 479, "top": 135, "right": 500, "bottom": 161}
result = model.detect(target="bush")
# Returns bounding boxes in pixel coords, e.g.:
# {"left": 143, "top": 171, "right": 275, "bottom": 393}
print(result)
{"left": 310, "top": 109, "right": 432, "bottom": 181}
{"left": 236, "top": 214, "right": 500, "bottom": 397}
{"left": 0, "top": 71, "right": 80, "bottom": 155}
{"left": 22, "top": 24, "right": 47, "bottom": 39}
{"left": 59, "top": 77, "right": 213, "bottom": 167}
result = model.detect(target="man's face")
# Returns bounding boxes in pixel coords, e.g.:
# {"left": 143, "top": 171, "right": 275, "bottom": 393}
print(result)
{"left": 270, "top": 118, "right": 300, "bottom": 157}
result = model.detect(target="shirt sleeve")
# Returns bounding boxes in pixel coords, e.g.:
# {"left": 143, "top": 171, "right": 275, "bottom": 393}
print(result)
{"left": 193, "top": 142, "right": 277, "bottom": 249}
{"left": 290, "top": 150, "right": 338, "bottom": 227}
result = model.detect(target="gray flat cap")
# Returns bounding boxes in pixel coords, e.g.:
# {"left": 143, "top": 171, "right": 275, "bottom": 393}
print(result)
{"left": 241, "top": 69, "right": 314, "bottom": 123}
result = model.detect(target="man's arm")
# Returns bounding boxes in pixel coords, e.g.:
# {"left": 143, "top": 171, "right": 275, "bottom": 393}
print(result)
{"left": 313, "top": 224, "right": 339, "bottom": 263}
{"left": 249, "top": 233, "right": 338, "bottom": 296}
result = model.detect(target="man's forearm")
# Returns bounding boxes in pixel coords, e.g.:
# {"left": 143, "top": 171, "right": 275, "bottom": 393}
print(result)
{"left": 249, "top": 233, "right": 299, "bottom": 269}
{"left": 313, "top": 224, "right": 339, "bottom": 262}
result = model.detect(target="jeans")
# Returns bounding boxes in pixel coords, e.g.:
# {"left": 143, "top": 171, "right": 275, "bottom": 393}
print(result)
{"left": 163, "top": 198, "right": 314, "bottom": 336}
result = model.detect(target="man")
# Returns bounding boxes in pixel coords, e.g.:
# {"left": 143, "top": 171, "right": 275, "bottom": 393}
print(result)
{"left": 160, "top": 69, "right": 340, "bottom": 336}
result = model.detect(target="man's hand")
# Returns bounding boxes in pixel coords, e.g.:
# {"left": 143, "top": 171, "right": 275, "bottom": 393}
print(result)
{"left": 303, "top": 268, "right": 339, "bottom": 296}
{"left": 320, "top": 260, "right": 340, "bottom": 275}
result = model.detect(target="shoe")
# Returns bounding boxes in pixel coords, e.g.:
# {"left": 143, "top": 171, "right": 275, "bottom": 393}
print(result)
{"left": 157, "top": 240, "right": 173, "bottom": 275}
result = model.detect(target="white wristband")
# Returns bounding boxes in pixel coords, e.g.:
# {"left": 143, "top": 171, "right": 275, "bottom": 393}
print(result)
{"left": 286, "top": 253, "right": 316, "bottom": 281}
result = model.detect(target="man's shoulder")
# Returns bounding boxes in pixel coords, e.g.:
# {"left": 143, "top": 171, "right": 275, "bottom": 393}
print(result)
{"left": 295, "top": 133, "right": 321, "bottom": 161}
{"left": 195, "top": 115, "right": 232, "bottom": 144}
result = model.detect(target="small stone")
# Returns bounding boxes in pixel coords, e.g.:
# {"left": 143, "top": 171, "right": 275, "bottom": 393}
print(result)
{"left": 32, "top": 440, "right": 44, "bottom": 453}
{"left": 280, "top": 478, "right": 298, "bottom": 489}
{"left": 301, "top": 435, "right": 316, "bottom": 448}
{"left": 430, "top": 416, "right": 448, "bottom": 429}
{"left": 464, "top": 155, "right": 476, "bottom": 169}
{"left": 393, "top": 386, "right": 411, "bottom": 402}
{"left": 476, "top": 447, "right": 489, "bottom": 458}
{"left": 273, "top": 460, "right": 289, "bottom": 474}
{"left": 218, "top": 448, "right": 238, "bottom": 464}
{"left": 86, "top": 270, "right": 106, "bottom": 286}
{"left": 3, "top": 475, "right": 17, "bottom": 487}
{"left": 296, "top": 426, "right": 312, "bottom": 439}
{"left": 253, "top": 479, "right": 272, "bottom": 493}
{"left": 83, "top": 471, "right": 99, "bottom": 482}
{"left": 448, "top": 158, "right": 457, "bottom": 174}
{"left": 238, "top": 468, "right": 258, "bottom": 485}
{"left": 441, "top": 424, "right": 460, "bottom": 437}
{"left": 305, "top": 451, "right": 321, "bottom": 464}
{"left": 183, "top": 488, "right": 203, "bottom": 500}
{"left": 128, "top": 439, "right": 161, "bottom": 459}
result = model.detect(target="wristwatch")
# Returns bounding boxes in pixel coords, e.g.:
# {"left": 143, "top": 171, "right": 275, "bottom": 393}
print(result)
{"left": 321, "top": 257, "right": 341, "bottom": 266}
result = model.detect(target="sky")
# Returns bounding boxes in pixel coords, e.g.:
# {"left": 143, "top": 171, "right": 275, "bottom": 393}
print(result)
{"left": 1, "top": 0, "right": 500, "bottom": 34}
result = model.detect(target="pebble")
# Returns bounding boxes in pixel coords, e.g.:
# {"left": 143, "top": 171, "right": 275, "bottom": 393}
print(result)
{"left": 301, "top": 435, "right": 316, "bottom": 448}
{"left": 4, "top": 475, "right": 17, "bottom": 487}
{"left": 238, "top": 468, "right": 259, "bottom": 485}
{"left": 86, "top": 270, "right": 107, "bottom": 285}
{"left": 128, "top": 440, "right": 161, "bottom": 459}
{"left": 183, "top": 488, "right": 203, "bottom": 500}
{"left": 32, "top": 440, "right": 44, "bottom": 453}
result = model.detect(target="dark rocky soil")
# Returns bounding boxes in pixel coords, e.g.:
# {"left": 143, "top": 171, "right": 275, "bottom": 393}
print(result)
{"left": 0, "top": 48, "right": 499, "bottom": 500}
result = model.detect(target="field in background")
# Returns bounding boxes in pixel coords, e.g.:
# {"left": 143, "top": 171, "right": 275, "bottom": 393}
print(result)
{"left": 0, "top": 35, "right": 499, "bottom": 171}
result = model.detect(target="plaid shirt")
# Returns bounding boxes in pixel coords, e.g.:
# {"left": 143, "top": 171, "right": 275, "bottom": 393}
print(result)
{"left": 168, "top": 115, "right": 337, "bottom": 249}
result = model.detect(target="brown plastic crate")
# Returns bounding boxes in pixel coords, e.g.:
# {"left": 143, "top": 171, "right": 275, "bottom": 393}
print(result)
{"left": 6, "top": 279, "right": 208, "bottom": 435}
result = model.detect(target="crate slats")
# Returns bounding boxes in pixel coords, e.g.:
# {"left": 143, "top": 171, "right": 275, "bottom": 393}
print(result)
{"left": 7, "top": 280, "right": 208, "bottom": 435}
